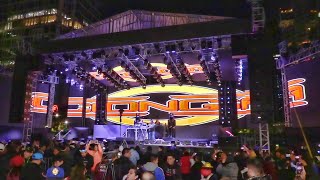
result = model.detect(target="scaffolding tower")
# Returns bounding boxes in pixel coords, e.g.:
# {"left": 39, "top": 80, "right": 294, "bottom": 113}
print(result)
{"left": 247, "top": 0, "right": 266, "bottom": 33}
{"left": 22, "top": 72, "right": 39, "bottom": 142}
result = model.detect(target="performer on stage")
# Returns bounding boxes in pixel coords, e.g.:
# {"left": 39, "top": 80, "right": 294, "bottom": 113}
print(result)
{"left": 168, "top": 114, "right": 176, "bottom": 138}
{"left": 134, "top": 115, "right": 141, "bottom": 126}
{"left": 148, "top": 119, "right": 155, "bottom": 140}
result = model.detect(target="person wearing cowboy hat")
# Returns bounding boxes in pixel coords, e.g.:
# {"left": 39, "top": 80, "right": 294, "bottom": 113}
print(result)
{"left": 201, "top": 162, "right": 218, "bottom": 180}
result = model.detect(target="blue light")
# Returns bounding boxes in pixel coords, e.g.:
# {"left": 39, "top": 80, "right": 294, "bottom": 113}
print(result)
{"left": 65, "top": 68, "right": 69, "bottom": 72}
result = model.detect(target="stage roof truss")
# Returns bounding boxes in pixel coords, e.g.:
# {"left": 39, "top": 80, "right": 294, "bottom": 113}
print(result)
{"left": 57, "top": 10, "right": 233, "bottom": 40}
{"left": 44, "top": 35, "right": 231, "bottom": 65}
{"left": 41, "top": 35, "right": 248, "bottom": 88}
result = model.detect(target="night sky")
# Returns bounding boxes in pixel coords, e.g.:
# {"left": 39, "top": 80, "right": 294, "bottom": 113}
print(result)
{"left": 96, "top": 0, "right": 251, "bottom": 19}
{"left": 94, "top": 0, "right": 315, "bottom": 20}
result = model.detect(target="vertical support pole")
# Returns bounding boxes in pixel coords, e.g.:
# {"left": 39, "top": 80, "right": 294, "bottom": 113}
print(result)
{"left": 46, "top": 83, "right": 56, "bottom": 128}
{"left": 82, "top": 83, "right": 87, "bottom": 127}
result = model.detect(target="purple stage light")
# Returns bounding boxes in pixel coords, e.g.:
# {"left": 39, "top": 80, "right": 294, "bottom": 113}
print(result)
{"left": 65, "top": 68, "right": 69, "bottom": 72}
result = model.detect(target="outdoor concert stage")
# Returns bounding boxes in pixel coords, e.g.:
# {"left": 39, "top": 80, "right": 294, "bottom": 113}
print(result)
{"left": 13, "top": 10, "right": 253, "bottom": 143}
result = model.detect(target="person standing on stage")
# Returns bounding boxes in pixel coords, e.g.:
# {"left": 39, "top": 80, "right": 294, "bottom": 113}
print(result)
{"left": 168, "top": 115, "right": 176, "bottom": 138}
{"left": 134, "top": 115, "right": 141, "bottom": 126}
{"left": 149, "top": 119, "right": 155, "bottom": 140}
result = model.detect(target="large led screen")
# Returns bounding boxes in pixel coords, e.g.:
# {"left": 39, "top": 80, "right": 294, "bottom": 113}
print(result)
{"left": 285, "top": 59, "right": 320, "bottom": 127}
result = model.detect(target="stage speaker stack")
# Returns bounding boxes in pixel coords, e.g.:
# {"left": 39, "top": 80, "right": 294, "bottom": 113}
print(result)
{"left": 247, "top": 34, "right": 276, "bottom": 124}
{"left": 218, "top": 81, "right": 238, "bottom": 129}
{"left": 95, "top": 89, "right": 107, "bottom": 125}
{"left": 9, "top": 54, "right": 42, "bottom": 123}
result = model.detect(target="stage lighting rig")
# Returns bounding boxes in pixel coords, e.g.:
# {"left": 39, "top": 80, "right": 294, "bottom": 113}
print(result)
{"left": 235, "top": 59, "right": 243, "bottom": 84}
{"left": 71, "top": 66, "right": 108, "bottom": 92}
{"left": 164, "top": 53, "right": 183, "bottom": 85}
{"left": 212, "top": 54, "right": 222, "bottom": 83}
{"left": 101, "top": 66, "right": 130, "bottom": 90}
{"left": 140, "top": 56, "right": 165, "bottom": 87}
{"left": 175, "top": 56, "right": 193, "bottom": 85}
{"left": 119, "top": 53, "right": 146, "bottom": 87}
{"left": 198, "top": 54, "right": 212, "bottom": 85}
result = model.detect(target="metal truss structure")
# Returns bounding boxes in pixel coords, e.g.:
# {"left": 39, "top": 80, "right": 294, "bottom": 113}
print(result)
{"left": 47, "top": 35, "right": 232, "bottom": 61}
{"left": 259, "top": 123, "right": 270, "bottom": 152}
{"left": 276, "top": 41, "right": 292, "bottom": 127}
{"left": 43, "top": 35, "right": 234, "bottom": 88}
{"left": 22, "top": 72, "right": 60, "bottom": 142}
{"left": 57, "top": 10, "right": 233, "bottom": 40}
{"left": 247, "top": 0, "right": 266, "bottom": 32}
{"left": 285, "top": 41, "right": 320, "bottom": 67}
{"left": 277, "top": 40, "right": 320, "bottom": 127}
{"left": 40, "top": 74, "right": 59, "bottom": 128}
{"left": 22, "top": 72, "right": 39, "bottom": 142}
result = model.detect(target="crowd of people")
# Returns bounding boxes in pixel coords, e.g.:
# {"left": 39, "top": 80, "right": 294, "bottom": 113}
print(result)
{"left": 0, "top": 138, "right": 317, "bottom": 180}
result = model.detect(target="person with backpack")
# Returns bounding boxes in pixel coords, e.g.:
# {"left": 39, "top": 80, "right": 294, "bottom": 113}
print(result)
{"left": 142, "top": 154, "right": 165, "bottom": 180}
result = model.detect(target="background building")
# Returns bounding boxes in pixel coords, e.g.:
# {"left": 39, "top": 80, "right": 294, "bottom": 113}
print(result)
{"left": 0, "top": 0, "right": 102, "bottom": 71}
{"left": 278, "top": 0, "right": 320, "bottom": 46}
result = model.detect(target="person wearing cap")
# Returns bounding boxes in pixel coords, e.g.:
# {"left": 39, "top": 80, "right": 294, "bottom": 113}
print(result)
{"left": 76, "top": 148, "right": 94, "bottom": 177}
{"left": 46, "top": 155, "right": 64, "bottom": 180}
{"left": 21, "top": 152, "right": 45, "bottom": 180}
{"left": 0, "top": 143, "right": 5, "bottom": 153}
{"left": 23, "top": 146, "right": 34, "bottom": 165}
{"left": 55, "top": 143, "right": 73, "bottom": 178}
{"left": 7, "top": 155, "right": 24, "bottom": 180}
{"left": 200, "top": 162, "right": 218, "bottom": 180}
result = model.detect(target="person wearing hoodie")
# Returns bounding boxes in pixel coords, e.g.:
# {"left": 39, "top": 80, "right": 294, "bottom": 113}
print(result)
{"left": 114, "top": 148, "right": 135, "bottom": 180}
{"left": 180, "top": 151, "right": 191, "bottom": 180}
{"left": 129, "top": 147, "right": 140, "bottom": 166}
{"left": 163, "top": 154, "right": 182, "bottom": 180}
{"left": 142, "top": 154, "right": 165, "bottom": 180}
{"left": 215, "top": 152, "right": 239, "bottom": 180}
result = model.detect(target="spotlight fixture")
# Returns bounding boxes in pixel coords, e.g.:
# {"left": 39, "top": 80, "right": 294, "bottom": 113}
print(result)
{"left": 141, "top": 57, "right": 165, "bottom": 87}
{"left": 101, "top": 66, "right": 130, "bottom": 90}
{"left": 119, "top": 53, "right": 146, "bottom": 88}
{"left": 175, "top": 56, "right": 193, "bottom": 85}
{"left": 164, "top": 53, "right": 182, "bottom": 85}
